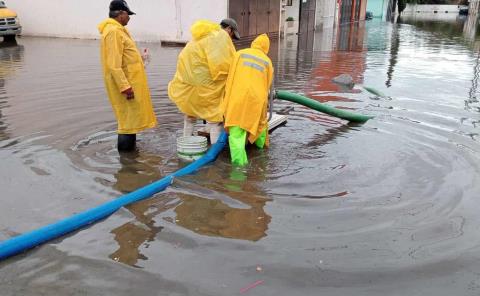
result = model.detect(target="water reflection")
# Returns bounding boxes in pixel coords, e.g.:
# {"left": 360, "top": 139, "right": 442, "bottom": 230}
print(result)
{"left": 305, "top": 23, "right": 367, "bottom": 104}
{"left": 399, "top": 13, "right": 480, "bottom": 114}
{"left": 109, "top": 151, "right": 168, "bottom": 266}
{"left": 464, "top": 14, "right": 480, "bottom": 114}
{"left": 3, "top": 17, "right": 480, "bottom": 294}
{"left": 109, "top": 151, "right": 271, "bottom": 266}
{"left": 468, "top": 50, "right": 480, "bottom": 113}
{"left": 277, "top": 22, "right": 368, "bottom": 107}
{"left": 174, "top": 164, "right": 271, "bottom": 242}
{"left": 463, "top": 13, "right": 479, "bottom": 42}
{"left": 399, "top": 13, "right": 466, "bottom": 37}
{"left": 386, "top": 25, "right": 399, "bottom": 88}
{"left": 0, "top": 41, "right": 24, "bottom": 142}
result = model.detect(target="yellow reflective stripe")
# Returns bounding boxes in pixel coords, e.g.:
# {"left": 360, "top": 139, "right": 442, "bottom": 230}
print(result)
{"left": 240, "top": 53, "right": 269, "bottom": 67}
{"left": 243, "top": 61, "right": 265, "bottom": 72}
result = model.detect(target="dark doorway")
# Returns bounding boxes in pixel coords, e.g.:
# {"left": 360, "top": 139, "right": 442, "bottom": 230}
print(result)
{"left": 229, "top": 0, "right": 249, "bottom": 36}
{"left": 229, "top": 0, "right": 281, "bottom": 38}
{"left": 355, "top": 0, "right": 362, "bottom": 21}
{"left": 298, "top": 0, "right": 316, "bottom": 35}
{"left": 340, "top": 0, "right": 353, "bottom": 24}
{"left": 298, "top": 0, "right": 316, "bottom": 51}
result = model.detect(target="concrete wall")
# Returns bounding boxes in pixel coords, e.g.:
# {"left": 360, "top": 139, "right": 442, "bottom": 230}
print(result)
{"left": 284, "top": 0, "right": 300, "bottom": 34}
{"left": 316, "top": 0, "right": 336, "bottom": 29}
{"left": 402, "top": 4, "right": 461, "bottom": 14}
{"left": 7, "top": 0, "right": 228, "bottom": 42}
{"left": 469, "top": 0, "right": 480, "bottom": 16}
{"left": 282, "top": 0, "right": 336, "bottom": 35}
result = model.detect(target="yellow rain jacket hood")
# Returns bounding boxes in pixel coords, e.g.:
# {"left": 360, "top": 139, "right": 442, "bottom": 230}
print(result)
{"left": 223, "top": 34, "right": 274, "bottom": 144}
{"left": 98, "top": 18, "right": 156, "bottom": 134}
{"left": 251, "top": 34, "right": 270, "bottom": 55}
{"left": 168, "top": 20, "right": 236, "bottom": 122}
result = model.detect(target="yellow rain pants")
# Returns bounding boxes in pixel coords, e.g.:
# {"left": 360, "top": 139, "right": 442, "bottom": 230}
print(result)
{"left": 98, "top": 18, "right": 157, "bottom": 134}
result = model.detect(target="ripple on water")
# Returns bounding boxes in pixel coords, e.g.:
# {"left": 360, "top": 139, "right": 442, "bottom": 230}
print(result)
{"left": 1, "top": 20, "right": 480, "bottom": 294}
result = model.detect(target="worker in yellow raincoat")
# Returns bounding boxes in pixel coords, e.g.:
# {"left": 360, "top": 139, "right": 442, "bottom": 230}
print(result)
{"left": 168, "top": 19, "right": 237, "bottom": 144}
{"left": 98, "top": 0, "right": 157, "bottom": 152}
{"left": 222, "top": 34, "right": 274, "bottom": 166}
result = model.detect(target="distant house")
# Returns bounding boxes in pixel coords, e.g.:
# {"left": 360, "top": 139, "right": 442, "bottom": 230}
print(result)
{"left": 338, "top": 0, "right": 368, "bottom": 24}
{"left": 366, "top": 0, "right": 399, "bottom": 20}
{"left": 281, "top": 0, "right": 368, "bottom": 36}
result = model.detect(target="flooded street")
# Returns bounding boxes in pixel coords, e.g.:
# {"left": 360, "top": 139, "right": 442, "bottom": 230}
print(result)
{"left": 1, "top": 15, "right": 480, "bottom": 295}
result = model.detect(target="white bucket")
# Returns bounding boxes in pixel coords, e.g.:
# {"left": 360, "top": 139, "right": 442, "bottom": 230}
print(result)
{"left": 177, "top": 136, "right": 208, "bottom": 161}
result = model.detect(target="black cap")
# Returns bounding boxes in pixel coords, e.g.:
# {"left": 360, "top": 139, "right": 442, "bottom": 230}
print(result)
{"left": 220, "top": 18, "right": 240, "bottom": 40}
{"left": 109, "top": 0, "right": 135, "bottom": 15}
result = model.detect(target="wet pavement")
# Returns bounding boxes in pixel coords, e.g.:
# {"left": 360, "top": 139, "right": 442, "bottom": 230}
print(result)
{"left": 1, "top": 14, "right": 480, "bottom": 296}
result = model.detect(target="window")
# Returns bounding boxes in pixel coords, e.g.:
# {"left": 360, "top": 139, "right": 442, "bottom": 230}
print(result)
{"left": 287, "top": 0, "right": 293, "bottom": 6}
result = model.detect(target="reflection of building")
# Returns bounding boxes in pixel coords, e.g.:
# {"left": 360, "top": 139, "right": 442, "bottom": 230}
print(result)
{"left": 469, "top": 0, "right": 480, "bottom": 17}
{"left": 338, "top": 0, "right": 368, "bottom": 24}
{"left": 386, "top": 25, "right": 399, "bottom": 88}
{"left": 173, "top": 164, "right": 271, "bottom": 242}
{"left": 463, "top": 12, "right": 480, "bottom": 46}
{"left": 304, "top": 23, "right": 367, "bottom": 104}
{"left": 109, "top": 153, "right": 272, "bottom": 266}
{"left": 0, "top": 42, "right": 24, "bottom": 142}
{"left": 109, "top": 196, "right": 177, "bottom": 267}
{"left": 174, "top": 179, "right": 271, "bottom": 241}
{"left": 282, "top": 0, "right": 339, "bottom": 37}
{"left": 282, "top": 0, "right": 368, "bottom": 35}
{"left": 399, "top": 12, "right": 480, "bottom": 115}
{"left": 109, "top": 152, "right": 169, "bottom": 266}
{"left": 464, "top": 14, "right": 480, "bottom": 113}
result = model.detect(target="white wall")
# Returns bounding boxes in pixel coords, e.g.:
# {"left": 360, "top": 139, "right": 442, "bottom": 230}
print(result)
{"left": 316, "top": 0, "right": 336, "bottom": 29}
{"left": 402, "top": 4, "right": 461, "bottom": 14}
{"left": 284, "top": 0, "right": 300, "bottom": 34}
{"left": 469, "top": 0, "right": 480, "bottom": 16}
{"left": 7, "top": 0, "right": 228, "bottom": 42}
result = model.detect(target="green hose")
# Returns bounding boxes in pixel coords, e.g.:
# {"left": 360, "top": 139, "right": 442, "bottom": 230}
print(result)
{"left": 363, "top": 86, "right": 386, "bottom": 98}
{"left": 275, "top": 90, "right": 373, "bottom": 123}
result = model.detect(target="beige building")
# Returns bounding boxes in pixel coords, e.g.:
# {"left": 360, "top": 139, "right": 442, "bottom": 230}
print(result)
{"left": 282, "top": 0, "right": 337, "bottom": 35}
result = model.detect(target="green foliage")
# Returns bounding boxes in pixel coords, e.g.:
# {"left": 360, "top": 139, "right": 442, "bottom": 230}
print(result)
{"left": 286, "top": 16, "right": 294, "bottom": 21}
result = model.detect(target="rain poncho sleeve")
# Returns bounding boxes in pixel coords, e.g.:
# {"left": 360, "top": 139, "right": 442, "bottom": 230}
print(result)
{"left": 104, "top": 30, "right": 130, "bottom": 92}
{"left": 222, "top": 34, "right": 274, "bottom": 145}
{"left": 205, "top": 36, "right": 233, "bottom": 82}
{"left": 98, "top": 18, "right": 157, "bottom": 134}
{"left": 168, "top": 20, "right": 236, "bottom": 123}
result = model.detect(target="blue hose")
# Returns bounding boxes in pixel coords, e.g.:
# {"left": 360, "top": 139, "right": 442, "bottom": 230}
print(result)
{"left": 0, "top": 132, "right": 228, "bottom": 261}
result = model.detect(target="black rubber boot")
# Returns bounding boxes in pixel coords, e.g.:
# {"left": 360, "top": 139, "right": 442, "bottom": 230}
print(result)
{"left": 117, "top": 134, "right": 136, "bottom": 152}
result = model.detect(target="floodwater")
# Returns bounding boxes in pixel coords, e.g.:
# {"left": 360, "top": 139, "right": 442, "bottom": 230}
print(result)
{"left": 1, "top": 14, "right": 480, "bottom": 296}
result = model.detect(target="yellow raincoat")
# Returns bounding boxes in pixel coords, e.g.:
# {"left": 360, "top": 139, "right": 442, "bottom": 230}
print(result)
{"left": 98, "top": 18, "right": 157, "bottom": 134}
{"left": 168, "top": 20, "right": 236, "bottom": 122}
{"left": 223, "top": 34, "right": 274, "bottom": 144}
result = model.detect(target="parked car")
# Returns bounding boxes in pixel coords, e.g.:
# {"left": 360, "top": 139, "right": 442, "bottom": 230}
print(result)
{"left": 458, "top": 5, "right": 468, "bottom": 15}
{"left": 0, "top": 1, "right": 21, "bottom": 42}
{"left": 366, "top": 11, "right": 373, "bottom": 20}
